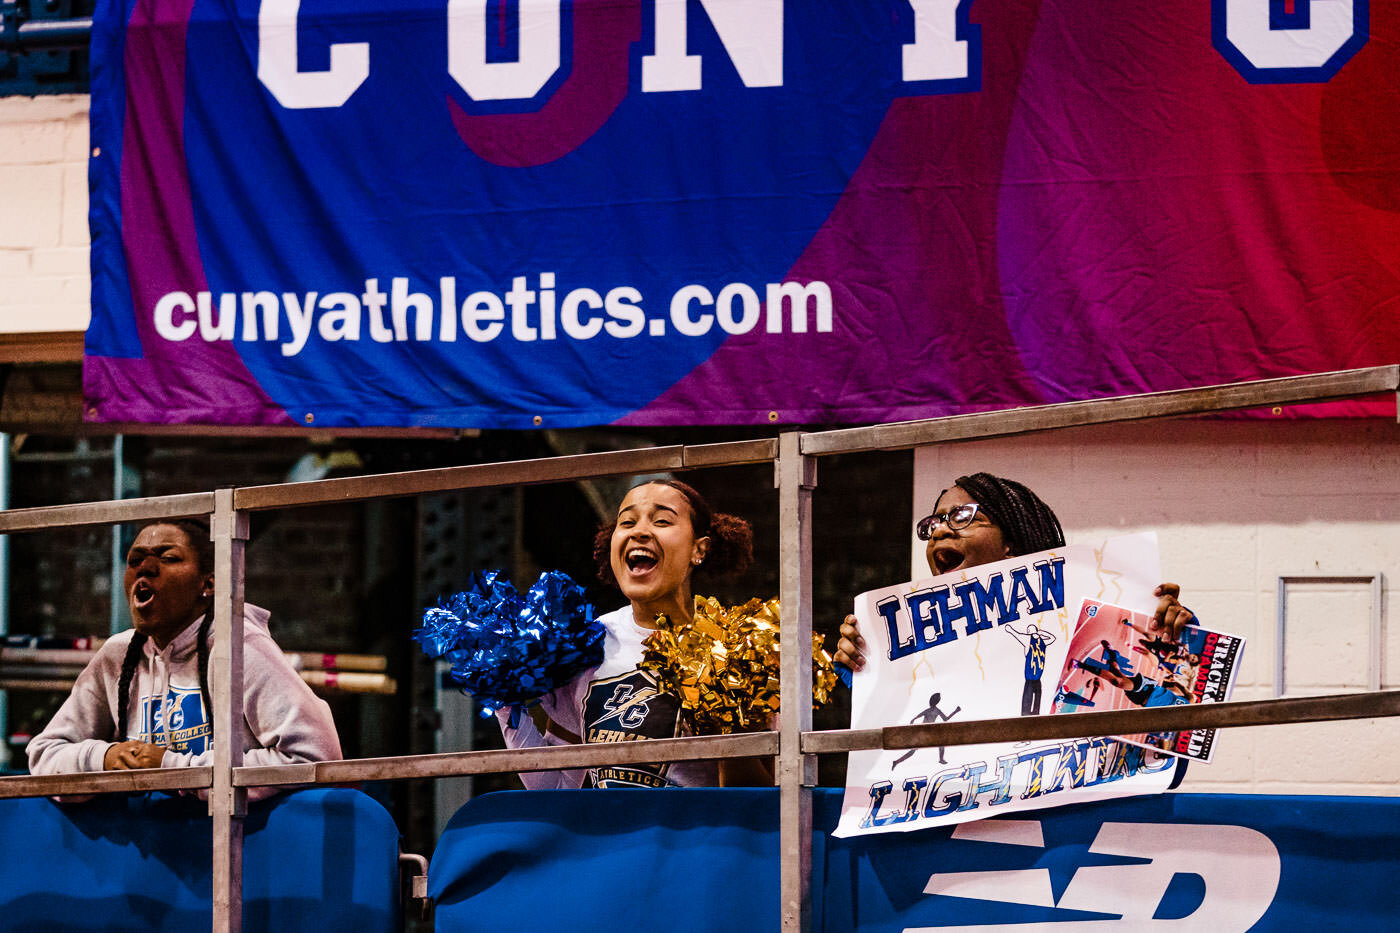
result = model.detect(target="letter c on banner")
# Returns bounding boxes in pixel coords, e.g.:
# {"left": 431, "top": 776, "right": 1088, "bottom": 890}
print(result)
{"left": 670, "top": 285, "right": 715, "bottom": 337}
{"left": 1213, "top": 0, "right": 1367, "bottom": 83}
{"left": 154, "top": 292, "right": 197, "bottom": 341}
{"left": 258, "top": 0, "right": 370, "bottom": 108}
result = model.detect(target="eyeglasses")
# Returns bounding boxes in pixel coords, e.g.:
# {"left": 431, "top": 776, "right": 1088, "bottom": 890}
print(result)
{"left": 915, "top": 503, "right": 982, "bottom": 540}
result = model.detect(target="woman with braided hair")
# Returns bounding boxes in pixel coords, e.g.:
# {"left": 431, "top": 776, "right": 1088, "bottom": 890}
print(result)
{"left": 28, "top": 518, "right": 340, "bottom": 801}
{"left": 834, "top": 472, "right": 1195, "bottom": 672}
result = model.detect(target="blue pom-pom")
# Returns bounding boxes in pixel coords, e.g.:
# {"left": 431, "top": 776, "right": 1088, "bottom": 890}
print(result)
{"left": 414, "top": 570, "right": 604, "bottom": 719}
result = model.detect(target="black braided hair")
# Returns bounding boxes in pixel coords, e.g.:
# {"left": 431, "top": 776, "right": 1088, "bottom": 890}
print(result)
{"left": 114, "top": 632, "right": 148, "bottom": 741}
{"left": 117, "top": 517, "right": 216, "bottom": 743}
{"left": 196, "top": 613, "right": 213, "bottom": 746}
{"left": 942, "top": 472, "right": 1065, "bottom": 557}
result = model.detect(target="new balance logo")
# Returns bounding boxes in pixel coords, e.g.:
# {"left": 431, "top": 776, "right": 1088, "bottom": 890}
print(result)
{"left": 909, "top": 818, "right": 1280, "bottom": 930}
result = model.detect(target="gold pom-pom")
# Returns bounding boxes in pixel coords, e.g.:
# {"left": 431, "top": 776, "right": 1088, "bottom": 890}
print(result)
{"left": 640, "top": 596, "right": 840, "bottom": 734}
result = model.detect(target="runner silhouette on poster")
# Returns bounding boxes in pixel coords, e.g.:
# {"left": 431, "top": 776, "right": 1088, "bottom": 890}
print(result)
{"left": 892, "top": 692, "right": 962, "bottom": 766}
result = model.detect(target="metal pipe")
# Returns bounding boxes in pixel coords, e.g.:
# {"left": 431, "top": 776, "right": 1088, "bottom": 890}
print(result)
{"left": 776, "top": 433, "right": 815, "bottom": 933}
{"left": 0, "top": 17, "right": 92, "bottom": 53}
{"left": 0, "top": 492, "right": 213, "bottom": 535}
{"left": 235, "top": 731, "right": 781, "bottom": 788}
{"left": 208, "top": 490, "right": 248, "bottom": 933}
{"left": 0, "top": 766, "right": 212, "bottom": 799}
{"left": 801, "top": 365, "right": 1400, "bottom": 456}
{"left": 801, "top": 689, "right": 1400, "bottom": 754}
{"left": 0, "top": 369, "right": 1391, "bottom": 533}
{"left": 233, "top": 441, "right": 777, "bottom": 512}
{"left": 1, "top": 685, "right": 1394, "bottom": 796}
{"left": 109, "top": 435, "right": 124, "bottom": 636}
{"left": 227, "top": 691, "right": 1400, "bottom": 789}
{"left": 0, "top": 433, "right": 9, "bottom": 769}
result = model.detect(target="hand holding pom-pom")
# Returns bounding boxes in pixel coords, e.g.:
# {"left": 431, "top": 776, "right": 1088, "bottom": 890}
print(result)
{"left": 414, "top": 570, "right": 604, "bottom": 726}
{"left": 640, "top": 596, "right": 839, "bottom": 735}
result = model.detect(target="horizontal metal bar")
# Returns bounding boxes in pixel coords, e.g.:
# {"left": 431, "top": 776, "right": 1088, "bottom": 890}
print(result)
{"left": 6, "top": 688, "right": 1391, "bottom": 796}
{"left": 236, "top": 731, "right": 780, "bottom": 787}
{"left": 682, "top": 438, "right": 780, "bottom": 467}
{"left": 235, "top": 446, "right": 688, "bottom": 511}
{"left": 801, "top": 366, "right": 1400, "bottom": 456}
{"left": 0, "top": 766, "right": 212, "bottom": 800}
{"left": 1, "top": 17, "right": 92, "bottom": 52}
{"left": 4, "top": 369, "right": 1386, "bottom": 528}
{"left": 802, "top": 690, "right": 1400, "bottom": 754}
{"left": 801, "top": 729, "right": 883, "bottom": 756}
{"left": 235, "top": 439, "right": 780, "bottom": 512}
{"left": 0, "top": 492, "right": 214, "bottom": 535}
{"left": 95, "top": 422, "right": 466, "bottom": 440}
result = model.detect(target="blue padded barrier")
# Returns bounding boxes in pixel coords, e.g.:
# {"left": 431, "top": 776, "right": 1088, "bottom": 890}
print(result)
{"left": 431, "top": 789, "right": 1400, "bottom": 932}
{"left": 431, "top": 789, "right": 787, "bottom": 933}
{"left": 0, "top": 787, "right": 400, "bottom": 931}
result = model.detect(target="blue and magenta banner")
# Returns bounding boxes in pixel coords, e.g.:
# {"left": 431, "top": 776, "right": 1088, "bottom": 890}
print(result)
{"left": 84, "top": 0, "right": 1398, "bottom": 429}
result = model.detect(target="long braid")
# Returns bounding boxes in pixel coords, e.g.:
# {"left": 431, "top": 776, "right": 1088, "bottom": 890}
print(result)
{"left": 115, "top": 632, "right": 148, "bottom": 740}
{"left": 196, "top": 613, "right": 214, "bottom": 749}
{"left": 952, "top": 472, "right": 1065, "bottom": 556}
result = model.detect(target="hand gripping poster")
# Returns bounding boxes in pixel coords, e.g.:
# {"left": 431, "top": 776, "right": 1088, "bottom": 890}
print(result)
{"left": 834, "top": 532, "right": 1177, "bottom": 837}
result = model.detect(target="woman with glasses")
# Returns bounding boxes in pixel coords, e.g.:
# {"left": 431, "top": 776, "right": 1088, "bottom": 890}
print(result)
{"left": 834, "top": 472, "right": 1194, "bottom": 672}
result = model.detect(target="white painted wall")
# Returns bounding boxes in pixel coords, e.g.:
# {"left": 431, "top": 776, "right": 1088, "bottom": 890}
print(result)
{"left": 914, "top": 419, "right": 1400, "bottom": 796}
{"left": 0, "top": 95, "right": 90, "bottom": 333}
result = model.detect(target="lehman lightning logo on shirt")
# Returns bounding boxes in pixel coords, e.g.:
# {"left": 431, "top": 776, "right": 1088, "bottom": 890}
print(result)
{"left": 583, "top": 670, "right": 681, "bottom": 789}
{"left": 139, "top": 686, "right": 210, "bottom": 754}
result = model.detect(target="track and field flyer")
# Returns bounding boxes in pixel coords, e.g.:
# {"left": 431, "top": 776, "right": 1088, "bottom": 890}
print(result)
{"left": 834, "top": 533, "right": 1177, "bottom": 837}
{"left": 1053, "top": 600, "right": 1244, "bottom": 763}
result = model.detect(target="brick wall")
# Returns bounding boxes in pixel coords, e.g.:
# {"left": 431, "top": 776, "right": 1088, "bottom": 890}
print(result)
{"left": 0, "top": 95, "right": 90, "bottom": 333}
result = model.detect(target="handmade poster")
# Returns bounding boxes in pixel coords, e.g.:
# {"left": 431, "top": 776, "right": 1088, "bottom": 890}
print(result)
{"left": 1053, "top": 600, "right": 1244, "bottom": 762}
{"left": 834, "top": 532, "right": 1176, "bottom": 837}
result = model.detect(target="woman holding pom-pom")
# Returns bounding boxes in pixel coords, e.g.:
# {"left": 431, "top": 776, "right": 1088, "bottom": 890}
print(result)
{"left": 499, "top": 479, "right": 756, "bottom": 789}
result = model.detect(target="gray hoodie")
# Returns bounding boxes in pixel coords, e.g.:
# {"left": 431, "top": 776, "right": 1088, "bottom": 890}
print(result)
{"left": 27, "top": 603, "right": 341, "bottom": 801}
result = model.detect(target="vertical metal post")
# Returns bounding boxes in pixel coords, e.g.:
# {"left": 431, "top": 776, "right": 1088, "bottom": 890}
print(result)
{"left": 1370, "top": 574, "right": 1384, "bottom": 694}
{"left": 0, "top": 433, "right": 10, "bottom": 770}
{"left": 777, "top": 432, "right": 816, "bottom": 933}
{"left": 209, "top": 488, "right": 249, "bottom": 933}
{"left": 110, "top": 435, "right": 125, "bottom": 636}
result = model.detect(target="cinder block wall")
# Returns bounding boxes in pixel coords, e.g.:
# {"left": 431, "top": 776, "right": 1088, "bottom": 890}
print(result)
{"left": 0, "top": 94, "right": 90, "bottom": 332}
{"left": 915, "top": 419, "right": 1400, "bottom": 796}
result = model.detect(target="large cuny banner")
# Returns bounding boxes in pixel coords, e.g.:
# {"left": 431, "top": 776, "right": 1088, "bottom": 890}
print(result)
{"left": 84, "top": 0, "right": 1395, "bottom": 428}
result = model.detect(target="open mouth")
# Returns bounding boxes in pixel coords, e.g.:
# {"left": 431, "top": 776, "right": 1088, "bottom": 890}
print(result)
{"left": 624, "top": 547, "right": 659, "bottom": 576}
{"left": 931, "top": 545, "right": 964, "bottom": 575}
{"left": 131, "top": 579, "right": 156, "bottom": 609}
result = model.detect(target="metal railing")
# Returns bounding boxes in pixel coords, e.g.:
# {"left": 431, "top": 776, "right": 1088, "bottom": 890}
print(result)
{"left": 0, "top": 365, "right": 1396, "bottom": 933}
